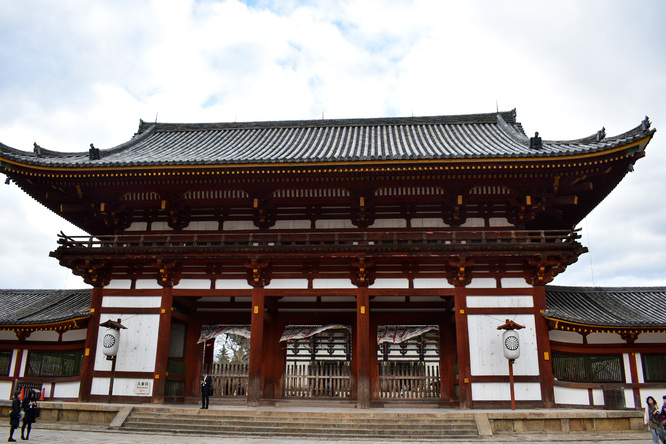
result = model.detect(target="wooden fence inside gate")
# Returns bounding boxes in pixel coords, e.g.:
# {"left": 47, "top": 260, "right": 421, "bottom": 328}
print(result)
{"left": 283, "top": 361, "right": 351, "bottom": 398}
{"left": 378, "top": 362, "right": 440, "bottom": 399}
{"left": 203, "top": 363, "right": 248, "bottom": 397}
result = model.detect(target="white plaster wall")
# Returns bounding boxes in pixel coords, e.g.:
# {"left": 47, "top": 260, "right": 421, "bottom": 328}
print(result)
{"left": 623, "top": 353, "right": 633, "bottom": 383}
{"left": 554, "top": 386, "right": 590, "bottom": 405}
{"left": 91, "top": 377, "right": 153, "bottom": 397}
{"left": 0, "top": 331, "right": 17, "bottom": 340}
{"left": 106, "top": 279, "right": 132, "bottom": 289}
{"left": 369, "top": 219, "right": 407, "bottom": 228}
{"left": 413, "top": 278, "right": 453, "bottom": 289}
{"left": 174, "top": 279, "right": 210, "bottom": 289}
{"left": 371, "top": 278, "right": 409, "bottom": 289}
{"left": 489, "top": 217, "right": 512, "bottom": 227}
{"left": 135, "top": 279, "right": 163, "bottom": 289}
{"left": 214, "top": 279, "right": 252, "bottom": 289}
{"left": 636, "top": 352, "right": 645, "bottom": 383}
{"left": 272, "top": 220, "right": 311, "bottom": 230}
{"left": 223, "top": 221, "right": 256, "bottom": 231}
{"left": 265, "top": 279, "right": 309, "bottom": 289}
{"left": 315, "top": 219, "right": 355, "bottom": 229}
{"left": 26, "top": 331, "right": 60, "bottom": 342}
{"left": 19, "top": 351, "right": 27, "bottom": 377}
{"left": 466, "top": 295, "right": 533, "bottom": 308}
{"left": 636, "top": 332, "right": 666, "bottom": 344}
{"left": 61, "top": 329, "right": 87, "bottom": 342}
{"left": 0, "top": 381, "right": 13, "bottom": 400}
{"left": 411, "top": 218, "right": 449, "bottom": 228}
{"left": 313, "top": 278, "right": 356, "bottom": 289}
{"left": 471, "top": 382, "right": 541, "bottom": 401}
{"left": 94, "top": 314, "right": 160, "bottom": 373}
{"left": 468, "top": 314, "right": 539, "bottom": 376}
{"left": 460, "top": 218, "right": 484, "bottom": 228}
{"left": 183, "top": 221, "right": 218, "bottom": 231}
{"left": 587, "top": 332, "right": 624, "bottom": 344}
{"left": 548, "top": 330, "right": 584, "bottom": 344}
{"left": 125, "top": 222, "right": 148, "bottom": 231}
{"left": 102, "top": 296, "right": 162, "bottom": 308}
{"left": 500, "top": 278, "right": 531, "bottom": 288}
{"left": 624, "top": 388, "right": 636, "bottom": 409}
{"left": 53, "top": 381, "right": 80, "bottom": 399}
{"left": 151, "top": 222, "right": 172, "bottom": 231}
{"left": 640, "top": 388, "right": 666, "bottom": 407}
{"left": 592, "top": 389, "right": 604, "bottom": 406}
{"left": 466, "top": 278, "right": 497, "bottom": 289}
{"left": 9, "top": 350, "right": 18, "bottom": 377}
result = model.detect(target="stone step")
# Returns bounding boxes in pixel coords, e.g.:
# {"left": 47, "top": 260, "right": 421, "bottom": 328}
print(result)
{"left": 119, "top": 408, "right": 479, "bottom": 439}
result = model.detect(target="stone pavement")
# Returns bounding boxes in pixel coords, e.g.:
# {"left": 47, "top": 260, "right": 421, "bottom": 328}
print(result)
{"left": 0, "top": 426, "right": 655, "bottom": 444}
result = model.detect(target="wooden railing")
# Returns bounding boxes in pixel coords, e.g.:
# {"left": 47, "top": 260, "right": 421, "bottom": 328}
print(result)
{"left": 283, "top": 361, "right": 351, "bottom": 398}
{"left": 55, "top": 228, "right": 581, "bottom": 251}
{"left": 378, "top": 362, "right": 440, "bottom": 399}
{"left": 204, "top": 363, "right": 248, "bottom": 397}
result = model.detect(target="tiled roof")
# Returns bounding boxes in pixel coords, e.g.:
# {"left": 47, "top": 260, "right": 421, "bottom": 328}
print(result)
{"left": 0, "top": 289, "right": 91, "bottom": 326}
{"left": 0, "top": 111, "right": 655, "bottom": 168}
{"left": 544, "top": 286, "right": 666, "bottom": 328}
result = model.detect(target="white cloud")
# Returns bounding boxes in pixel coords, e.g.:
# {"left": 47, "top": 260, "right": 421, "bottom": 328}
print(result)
{"left": 1, "top": 0, "right": 665, "bottom": 289}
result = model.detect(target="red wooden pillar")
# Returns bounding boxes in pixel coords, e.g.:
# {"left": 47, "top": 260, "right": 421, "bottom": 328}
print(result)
{"left": 247, "top": 287, "right": 265, "bottom": 406}
{"left": 262, "top": 312, "right": 283, "bottom": 400}
{"left": 183, "top": 319, "right": 202, "bottom": 399}
{"left": 153, "top": 286, "right": 173, "bottom": 404}
{"left": 355, "top": 287, "right": 371, "bottom": 409}
{"left": 79, "top": 286, "right": 103, "bottom": 402}
{"left": 533, "top": 285, "right": 555, "bottom": 407}
{"left": 439, "top": 315, "right": 457, "bottom": 404}
{"left": 454, "top": 285, "right": 472, "bottom": 409}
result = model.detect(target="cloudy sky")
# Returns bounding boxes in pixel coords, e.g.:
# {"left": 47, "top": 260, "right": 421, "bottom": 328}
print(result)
{"left": 1, "top": 0, "right": 664, "bottom": 290}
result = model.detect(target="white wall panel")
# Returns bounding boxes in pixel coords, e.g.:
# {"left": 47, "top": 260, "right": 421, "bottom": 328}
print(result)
{"left": 106, "top": 279, "right": 132, "bottom": 289}
{"left": 413, "top": 278, "right": 453, "bottom": 289}
{"left": 466, "top": 278, "right": 497, "bottom": 288}
{"left": 548, "top": 330, "right": 583, "bottom": 344}
{"left": 92, "top": 377, "right": 153, "bottom": 397}
{"left": 52, "top": 381, "right": 80, "bottom": 399}
{"left": 587, "top": 332, "right": 624, "bottom": 344}
{"left": 223, "top": 221, "right": 256, "bottom": 230}
{"left": 468, "top": 314, "right": 539, "bottom": 376}
{"left": 0, "top": 381, "right": 13, "bottom": 400}
{"left": 272, "top": 220, "right": 311, "bottom": 229}
{"left": 174, "top": 279, "right": 210, "bottom": 289}
{"left": 489, "top": 217, "right": 512, "bottom": 227}
{"left": 183, "top": 221, "right": 218, "bottom": 231}
{"left": 313, "top": 278, "right": 356, "bottom": 289}
{"left": 369, "top": 219, "right": 407, "bottom": 228}
{"left": 0, "top": 331, "right": 16, "bottom": 340}
{"left": 624, "top": 389, "right": 636, "bottom": 409}
{"left": 125, "top": 222, "right": 148, "bottom": 231}
{"left": 636, "top": 332, "right": 666, "bottom": 344}
{"left": 315, "top": 219, "right": 355, "bottom": 229}
{"left": 554, "top": 386, "right": 590, "bottom": 405}
{"left": 94, "top": 314, "right": 159, "bottom": 372}
{"left": 460, "top": 218, "right": 484, "bottom": 227}
{"left": 135, "top": 279, "right": 162, "bottom": 289}
{"left": 265, "top": 279, "right": 309, "bottom": 289}
{"left": 592, "top": 389, "right": 604, "bottom": 406}
{"left": 102, "top": 296, "right": 162, "bottom": 308}
{"left": 371, "top": 278, "right": 409, "bottom": 289}
{"left": 623, "top": 353, "right": 633, "bottom": 383}
{"left": 466, "top": 295, "right": 533, "bottom": 308}
{"left": 471, "top": 382, "right": 541, "bottom": 401}
{"left": 26, "top": 331, "right": 59, "bottom": 342}
{"left": 9, "top": 350, "right": 18, "bottom": 377}
{"left": 500, "top": 278, "right": 531, "bottom": 288}
{"left": 150, "top": 222, "right": 172, "bottom": 231}
{"left": 214, "top": 279, "right": 252, "bottom": 289}
{"left": 411, "top": 218, "right": 449, "bottom": 228}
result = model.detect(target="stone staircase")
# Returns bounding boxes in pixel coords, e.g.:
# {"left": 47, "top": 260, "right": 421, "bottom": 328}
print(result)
{"left": 118, "top": 406, "right": 479, "bottom": 440}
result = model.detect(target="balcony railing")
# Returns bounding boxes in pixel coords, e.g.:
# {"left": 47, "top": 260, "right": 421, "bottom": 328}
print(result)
{"left": 55, "top": 229, "right": 581, "bottom": 252}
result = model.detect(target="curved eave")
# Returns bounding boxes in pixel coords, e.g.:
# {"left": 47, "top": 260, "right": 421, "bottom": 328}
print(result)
{"left": 0, "top": 134, "right": 653, "bottom": 176}
{"left": 0, "top": 315, "right": 91, "bottom": 334}
{"left": 544, "top": 316, "right": 666, "bottom": 334}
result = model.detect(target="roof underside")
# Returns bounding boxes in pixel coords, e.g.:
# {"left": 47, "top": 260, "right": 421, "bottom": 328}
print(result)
{"left": 0, "top": 110, "right": 655, "bottom": 168}
{"left": 544, "top": 285, "right": 666, "bottom": 328}
{"left": 0, "top": 289, "right": 91, "bottom": 326}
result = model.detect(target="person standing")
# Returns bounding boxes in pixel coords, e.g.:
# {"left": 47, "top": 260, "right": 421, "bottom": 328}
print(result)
{"left": 21, "top": 390, "right": 38, "bottom": 440}
{"left": 645, "top": 396, "right": 663, "bottom": 444}
{"left": 8, "top": 391, "right": 20, "bottom": 442}
{"left": 200, "top": 373, "right": 212, "bottom": 409}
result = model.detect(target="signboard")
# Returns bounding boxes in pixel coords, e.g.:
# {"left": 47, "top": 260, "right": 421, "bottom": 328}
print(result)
{"left": 134, "top": 380, "right": 151, "bottom": 395}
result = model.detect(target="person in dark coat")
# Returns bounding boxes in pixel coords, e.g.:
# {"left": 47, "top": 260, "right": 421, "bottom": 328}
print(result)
{"left": 8, "top": 391, "right": 20, "bottom": 442}
{"left": 21, "top": 390, "right": 38, "bottom": 440}
{"left": 200, "top": 373, "right": 212, "bottom": 409}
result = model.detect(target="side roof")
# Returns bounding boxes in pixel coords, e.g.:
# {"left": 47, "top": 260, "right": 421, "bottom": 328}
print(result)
{"left": 544, "top": 285, "right": 666, "bottom": 329}
{"left": 0, "top": 110, "right": 655, "bottom": 168}
{"left": 0, "top": 289, "right": 91, "bottom": 326}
